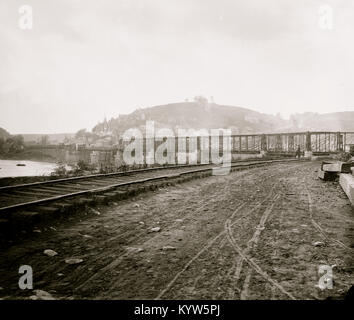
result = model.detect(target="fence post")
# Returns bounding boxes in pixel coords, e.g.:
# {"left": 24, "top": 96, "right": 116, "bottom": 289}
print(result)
{"left": 261, "top": 134, "right": 267, "bottom": 151}
{"left": 337, "top": 132, "right": 343, "bottom": 151}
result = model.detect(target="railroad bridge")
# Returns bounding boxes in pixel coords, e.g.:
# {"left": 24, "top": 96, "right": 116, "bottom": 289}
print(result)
{"left": 27, "top": 132, "right": 354, "bottom": 170}
{"left": 117, "top": 131, "right": 354, "bottom": 162}
{"left": 228, "top": 131, "right": 354, "bottom": 154}
{"left": 118, "top": 131, "right": 354, "bottom": 152}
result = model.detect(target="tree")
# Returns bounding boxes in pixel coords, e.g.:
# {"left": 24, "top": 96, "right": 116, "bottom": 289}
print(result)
{"left": 63, "top": 135, "right": 70, "bottom": 144}
{"left": 194, "top": 95, "right": 208, "bottom": 105}
{"left": 0, "top": 127, "right": 10, "bottom": 140}
{"left": 75, "top": 128, "right": 87, "bottom": 139}
{"left": 0, "top": 135, "right": 25, "bottom": 154}
{"left": 7, "top": 135, "right": 24, "bottom": 153}
{"left": 0, "top": 137, "right": 5, "bottom": 153}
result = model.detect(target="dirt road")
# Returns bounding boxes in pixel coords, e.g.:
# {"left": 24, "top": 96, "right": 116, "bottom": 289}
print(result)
{"left": 0, "top": 161, "right": 353, "bottom": 300}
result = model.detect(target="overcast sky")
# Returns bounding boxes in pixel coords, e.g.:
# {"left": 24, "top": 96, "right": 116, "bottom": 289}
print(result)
{"left": 1, "top": 0, "right": 354, "bottom": 134}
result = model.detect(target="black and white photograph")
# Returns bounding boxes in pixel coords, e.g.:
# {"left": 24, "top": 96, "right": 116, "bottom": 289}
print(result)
{"left": 0, "top": 0, "right": 353, "bottom": 310}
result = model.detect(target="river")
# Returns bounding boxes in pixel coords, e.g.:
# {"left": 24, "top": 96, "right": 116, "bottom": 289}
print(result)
{"left": 0, "top": 159, "right": 58, "bottom": 177}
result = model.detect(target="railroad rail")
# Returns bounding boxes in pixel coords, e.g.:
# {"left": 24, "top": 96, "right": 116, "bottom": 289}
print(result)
{"left": 0, "top": 158, "right": 305, "bottom": 213}
{"left": 0, "top": 158, "right": 308, "bottom": 237}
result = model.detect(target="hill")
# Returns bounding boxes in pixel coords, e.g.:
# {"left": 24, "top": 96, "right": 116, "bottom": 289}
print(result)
{"left": 93, "top": 101, "right": 289, "bottom": 136}
{"left": 93, "top": 100, "right": 354, "bottom": 137}
{"left": 21, "top": 133, "right": 75, "bottom": 144}
{"left": 288, "top": 112, "right": 354, "bottom": 132}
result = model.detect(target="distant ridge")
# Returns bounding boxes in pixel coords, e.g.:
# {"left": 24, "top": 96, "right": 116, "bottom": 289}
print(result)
{"left": 92, "top": 101, "right": 354, "bottom": 136}
{"left": 20, "top": 133, "right": 75, "bottom": 144}
{"left": 288, "top": 111, "right": 354, "bottom": 132}
{"left": 93, "top": 101, "right": 289, "bottom": 136}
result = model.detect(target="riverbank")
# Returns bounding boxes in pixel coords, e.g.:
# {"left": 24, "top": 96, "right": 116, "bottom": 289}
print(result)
{"left": 0, "top": 159, "right": 81, "bottom": 186}
{"left": 0, "top": 149, "right": 58, "bottom": 163}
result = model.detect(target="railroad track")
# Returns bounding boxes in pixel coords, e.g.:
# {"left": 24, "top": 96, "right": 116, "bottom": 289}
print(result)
{"left": 0, "top": 159, "right": 305, "bottom": 233}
